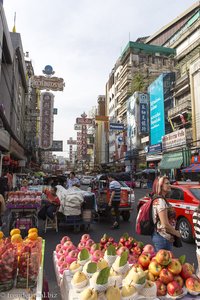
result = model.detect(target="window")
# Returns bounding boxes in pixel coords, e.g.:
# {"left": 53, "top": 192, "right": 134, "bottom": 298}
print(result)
{"left": 169, "top": 188, "right": 184, "bottom": 200}
{"left": 190, "top": 188, "right": 200, "bottom": 200}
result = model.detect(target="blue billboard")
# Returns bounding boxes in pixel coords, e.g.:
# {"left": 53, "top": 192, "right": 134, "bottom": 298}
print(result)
{"left": 149, "top": 74, "right": 165, "bottom": 145}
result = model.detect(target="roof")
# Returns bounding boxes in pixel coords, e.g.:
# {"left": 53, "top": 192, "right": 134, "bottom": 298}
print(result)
{"left": 146, "top": 1, "right": 200, "bottom": 44}
{"left": 121, "top": 41, "right": 176, "bottom": 59}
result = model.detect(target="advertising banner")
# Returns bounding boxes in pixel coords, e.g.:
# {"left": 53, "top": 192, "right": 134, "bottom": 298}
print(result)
{"left": 76, "top": 117, "right": 93, "bottom": 125}
{"left": 32, "top": 76, "right": 65, "bottom": 91}
{"left": 50, "top": 140, "right": 63, "bottom": 151}
{"left": 39, "top": 92, "right": 54, "bottom": 149}
{"left": 162, "top": 129, "right": 186, "bottom": 151}
{"left": 149, "top": 75, "right": 165, "bottom": 145}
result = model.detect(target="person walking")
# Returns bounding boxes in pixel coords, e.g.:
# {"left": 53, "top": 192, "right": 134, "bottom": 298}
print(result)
{"left": 193, "top": 205, "right": 200, "bottom": 278}
{"left": 66, "top": 172, "right": 80, "bottom": 188}
{"left": 107, "top": 173, "right": 121, "bottom": 229}
{"left": 38, "top": 186, "right": 60, "bottom": 220}
{"left": 151, "top": 175, "right": 181, "bottom": 251}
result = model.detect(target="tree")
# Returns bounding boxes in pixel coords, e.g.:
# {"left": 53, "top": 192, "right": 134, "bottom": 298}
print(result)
{"left": 131, "top": 73, "right": 145, "bottom": 93}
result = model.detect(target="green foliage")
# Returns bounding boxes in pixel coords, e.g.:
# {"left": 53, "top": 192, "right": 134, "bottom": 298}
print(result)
{"left": 131, "top": 73, "right": 145, "bottom": 93}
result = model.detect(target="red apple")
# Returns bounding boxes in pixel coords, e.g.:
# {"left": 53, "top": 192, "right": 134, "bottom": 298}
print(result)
{"left": 167, "top": 259, "right": 182, "bottom": 275}
{"left": 148, "top": 261, "right": 162, "bottom": 276}
{"left": 180, "top": 263, "right": 195, "bottom": 280}
{"left": 185, "top": 276, "right": 200, "bottom": 292}
{"left": 138, "top": 253, "right": 151, "bottom": 268}
{"left": 119, "top": 236, "right": 126, "bottom": 245}
{"left": 81, "top": 234, "right": 90, "bottom": 242}
{"left": 155, "top": 249, "right": 171, "bottom": 266}
{"left": 108, "top": 237, "right": 114, "bottom": 243}
{"left": 90, "top": 243, "right": 100, "bottom": 254}
{"left": 65, "top": 250, "right": 78, "bottom": 264}
{"left": 62, "top": 241, "right": 74, "bottom": 250}
{"left": 128, "top": 254, "right": 138, "bottom": 265}
{"left": 143, "top": 244, "right": 155, "bottom": 255}
{"left": 85, "top": 239, "right": 94, "bottom": 249}
{"left": 132, "top": 246, "right": 142, "bottom": 255}
{"left": 92, "top": 250, "right": 104, "bottom": 262}
{"left": 173, "top": 275, "right": 184, "bottom": 288}
{"left": 56, "top": 244, "right": 62, "bottom": 253}
{"left": 61, "top": 236, "right": 71, "bottom": 245}
{"left": 100, "top": 234, "right": 108, "bottom": 245}
{"left": 78, "top": 242, "right": 86, "bottom": 250}
{"left": 155, "top": 279, "right": 167, "bottom": 296}
{"left": 159, "top": 268, "right": 174, "bottom": 284}
{"left": 116, "top": 246, "right": 129, "bottom": 256}
{"left": 59, "top": 262, "right": 69, "bottom": 275}
{"left": 167, "top": 280, "right": 183, "bottom": 296}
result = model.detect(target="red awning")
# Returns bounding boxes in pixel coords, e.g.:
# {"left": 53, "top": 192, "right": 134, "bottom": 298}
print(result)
{"left": 181, "top": 164, "right": 200, "bottom": 173}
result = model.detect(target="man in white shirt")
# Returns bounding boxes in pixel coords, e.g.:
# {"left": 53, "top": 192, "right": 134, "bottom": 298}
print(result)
{"left": 66, "top": 172, "right": 80, "bottom": 189}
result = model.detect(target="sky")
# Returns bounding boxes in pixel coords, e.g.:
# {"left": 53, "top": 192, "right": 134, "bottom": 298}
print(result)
{"left": 3, "top": 0, "right": 196, "bottom": 157}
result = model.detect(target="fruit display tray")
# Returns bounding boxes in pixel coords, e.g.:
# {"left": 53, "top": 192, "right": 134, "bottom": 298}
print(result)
{"left": 0, "top": 240, "right": 45, "bottom": 300}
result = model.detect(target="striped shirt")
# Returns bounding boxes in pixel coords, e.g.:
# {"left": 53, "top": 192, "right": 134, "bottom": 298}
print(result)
{"left": 193, "top": 209, "right": 200, "bottom": 249}
{"left": 109, "top": 180, "right": 121, "bottom": 202}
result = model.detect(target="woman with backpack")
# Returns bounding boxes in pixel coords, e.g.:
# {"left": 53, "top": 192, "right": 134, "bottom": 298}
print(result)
{"left": 151, "top": 175, "right": 181, "bottom": 251}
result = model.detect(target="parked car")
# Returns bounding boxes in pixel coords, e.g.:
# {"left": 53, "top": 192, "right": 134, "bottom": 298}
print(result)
{"left": 80, "top": 175, "right": 94, "bottom": 185}
{"left": 137, "top": 181, "right": 200, "bottom": 243}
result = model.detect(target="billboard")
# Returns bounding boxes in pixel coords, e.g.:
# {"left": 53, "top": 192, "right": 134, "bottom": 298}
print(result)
{"left": 50, "top": 141, "right": 63, "bottom": 151}
{"left": 110, "top": 123, "right": 124, "bottom": 130}
{"left": 39, "top": 92, "right": 54, "bottom": 149}
{"left": 149, "top": 74, "right": 165, "bottom": 145}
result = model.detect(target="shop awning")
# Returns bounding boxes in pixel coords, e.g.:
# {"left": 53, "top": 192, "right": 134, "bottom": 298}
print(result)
{"left": 159, "top": 152, "right": 183, "bottom": 170}
{"left": 181, "top": 164, "right": 200, "bottom": 173}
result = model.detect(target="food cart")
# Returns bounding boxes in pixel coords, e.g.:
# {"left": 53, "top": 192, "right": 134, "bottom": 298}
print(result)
{"left": 7, "top": 191, "right": 42, "bottom": 233}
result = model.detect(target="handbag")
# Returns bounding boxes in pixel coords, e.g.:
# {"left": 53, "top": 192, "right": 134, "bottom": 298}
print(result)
{"left": 173, "top": 235, "right": 182, "bottom": 248}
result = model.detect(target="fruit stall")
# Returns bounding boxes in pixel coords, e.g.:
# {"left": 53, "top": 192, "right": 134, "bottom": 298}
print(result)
{"left": 7, "top": 191, "right": 42, "bottom": 232}
{"left": 53, "top": 233, "right": 200, "bottom": 300}
{"left": 0, "top": 228, "right": 45, "bottom": 300}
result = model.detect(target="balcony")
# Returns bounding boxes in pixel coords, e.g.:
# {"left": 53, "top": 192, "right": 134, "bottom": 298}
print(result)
{"left": 118, "top": 74, "right": 132, "bottom": 91}
{"left": 118, "top": 85, "right": 132, "bottom": 104}
{"left": 118, "top": 101, "right": 127, "bottom": 117}
{"left": 168, "top": 98, "right": 191, "bottom": 119}
{"left": 118, "top": 63, "right": 132, "bottom": 80}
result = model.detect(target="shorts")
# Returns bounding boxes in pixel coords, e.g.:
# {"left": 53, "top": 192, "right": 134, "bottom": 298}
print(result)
{"left": 152, "top": 231, "right": 172, "bottom": 252}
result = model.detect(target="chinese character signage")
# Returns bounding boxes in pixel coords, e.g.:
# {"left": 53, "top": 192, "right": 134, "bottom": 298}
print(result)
{"left": 39, "top": 92, "right": 54, "bottom": 149}
{"left": 139, "top": 94, "right": 149, "bottom": 134}
{"left": 50, "top": 141, "right": 63, "bottom": 151}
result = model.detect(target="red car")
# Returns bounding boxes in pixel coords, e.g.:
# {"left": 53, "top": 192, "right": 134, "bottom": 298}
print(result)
{"left": 137, "top": 181, "right": 200, "bottom": 243}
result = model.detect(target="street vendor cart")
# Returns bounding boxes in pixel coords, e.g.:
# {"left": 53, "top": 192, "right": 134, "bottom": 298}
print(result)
{"left": 7, "top": 191, "right": 42, "bottom": 233}
{"left": 56, "top": 185, "right": 97, "bottom": 232}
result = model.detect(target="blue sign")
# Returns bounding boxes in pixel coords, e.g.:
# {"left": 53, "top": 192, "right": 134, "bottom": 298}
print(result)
{"left": 149, "top": 74, "right": 165, "bottom": 145}
{"left": 139, "top": 102, "right": 148, "bottom": 133}
{"left": 148, "top": 143, "right": 162, "bottom": 153}
{"left": 110, "top": 123, "right": 124, "bottom": 130}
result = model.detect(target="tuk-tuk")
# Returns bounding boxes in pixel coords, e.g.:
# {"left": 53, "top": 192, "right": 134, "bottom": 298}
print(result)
{"left": 91, "top": 174, "right": 133, "bottom": 221}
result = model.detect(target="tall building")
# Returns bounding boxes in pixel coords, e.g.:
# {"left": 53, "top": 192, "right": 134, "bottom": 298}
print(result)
{"left": 106, "top": 41, "right": 176, "bottom": 167}
{"left": 146, "top": 1, "right": 200, "bottom": 147}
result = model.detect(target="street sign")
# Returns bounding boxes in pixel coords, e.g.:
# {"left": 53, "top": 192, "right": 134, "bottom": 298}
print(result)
{"left": 110, "top": 123, "right": 124, "bottom": 130}
{"left": 74, "top": 124, "right": 82, "bottom": 130}
{"left": 76, "top": 117, "right": 93, "bottom": 125}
